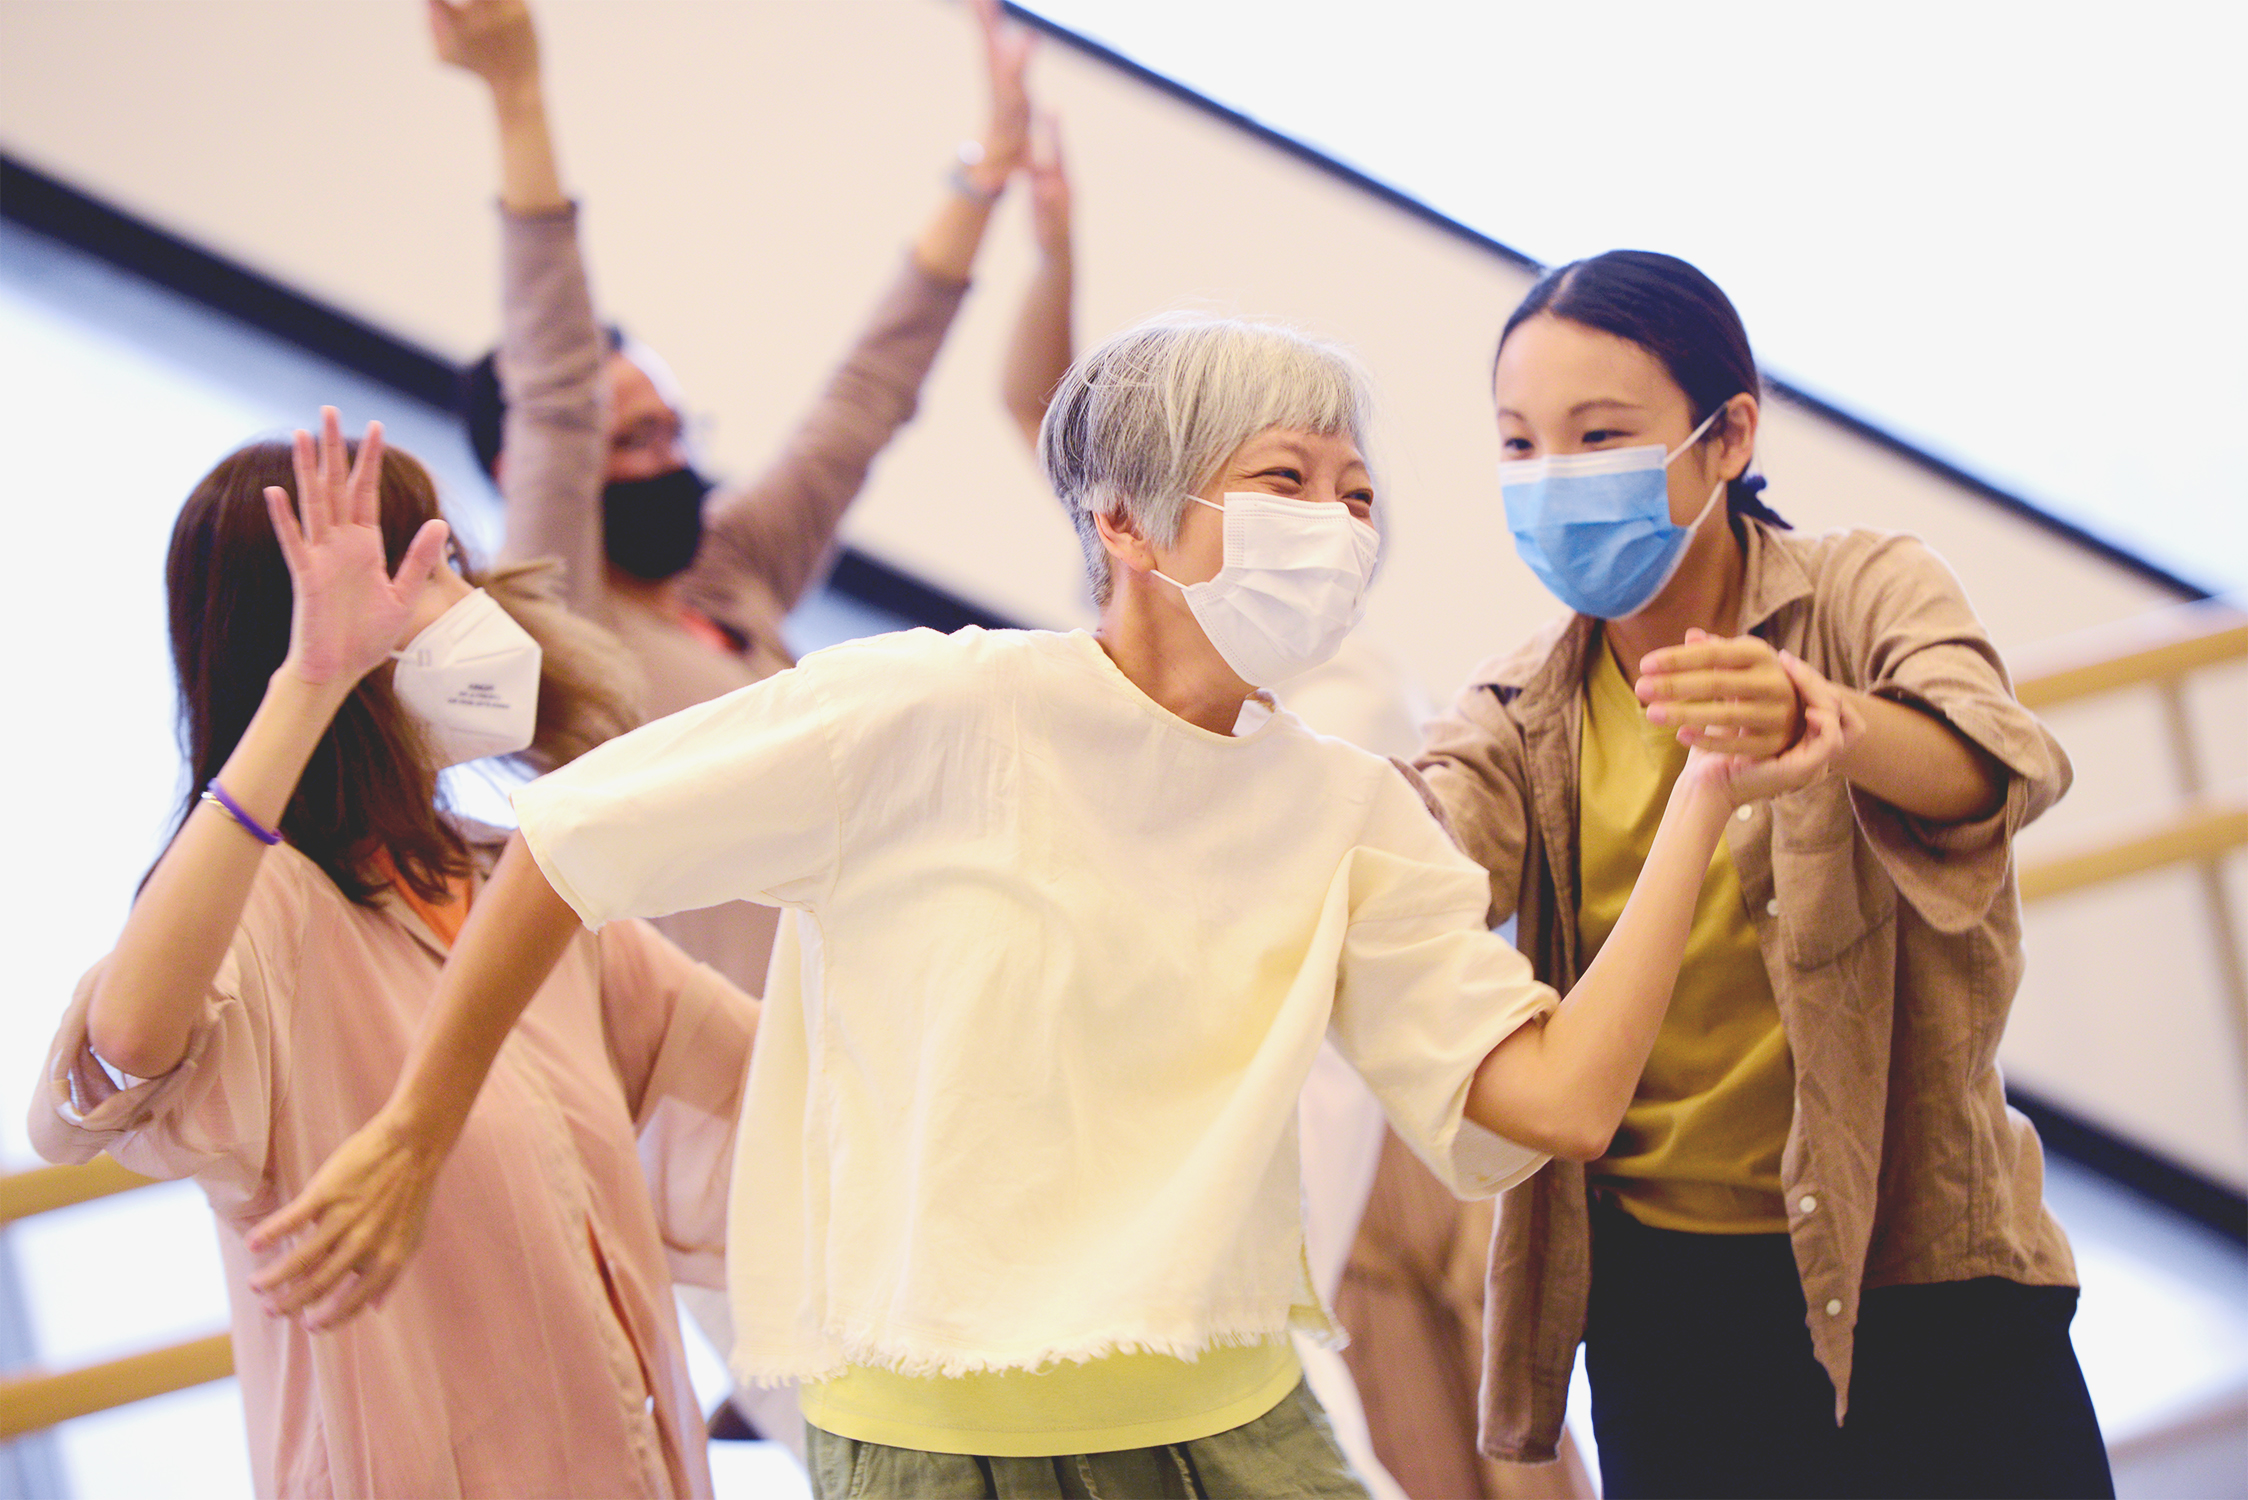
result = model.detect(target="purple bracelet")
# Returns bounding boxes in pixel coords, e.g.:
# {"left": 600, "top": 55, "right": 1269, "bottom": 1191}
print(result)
{"left": 202, "top": 780, "right": 282, "bottom": 846}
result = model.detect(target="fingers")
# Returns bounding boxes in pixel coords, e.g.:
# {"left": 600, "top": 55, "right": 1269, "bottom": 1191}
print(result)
{"left": 1646, "top": 692, "right": 1793, "bottom": 731}
{"left": 1637, "top": 633, "right": 1775, "bottom": 682}
{"left": 1722, "top": 703, "right": 1845, "bottom": 803}
{"left": 289, "top": 427, "right": 324, "bottom": 547}
{"left": 1773, "top": 649, "right": 1843, "bottom": 719}
{"left": 305, "top": 1246, "right": 407, "bottom": 1332}
{"left": 247, "top": 1205, "right": 350, "bottom": 1304}
{"left": 264, "top": 484, "right": 308, "bottom": 576}
{"left": 272, "top": 1207, "right": 386, "bottom": 1321}
{"left": 319, "top": 406, "right": 347, "bottom": 518}
{"left": 345, "top": 419, "right": 386, "bottom": 529}
{"left": 393, "top": 518, "right": 453, "bottom": 597}
{"left": 1031, "top": 111, "right": 1064, "bottom": 175}
{"left": 249, "top": 1175, "right": 403, "bottom": 1323}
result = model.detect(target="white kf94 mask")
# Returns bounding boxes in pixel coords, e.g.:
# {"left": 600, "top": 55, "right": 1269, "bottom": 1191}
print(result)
{"left": 390, "top": 587, "right": 543, "bottom": 767}
{"left": 1153, "top": 492, "right": 1380, "bottom": 687}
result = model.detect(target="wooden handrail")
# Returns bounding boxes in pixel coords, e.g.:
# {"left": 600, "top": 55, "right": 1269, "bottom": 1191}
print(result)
{"left": 0, "top": 1157, "right": 222, "bottom": 1436}
{"left": 2021, "top": 794, "right": 2248, "bottom": 903}
{"left": 2013, "top": 597, "right": 2248, "bottom": 710}
{"left": 0, "top": 1333, "right": 234, "bottom": 1441}
{"left": 0, "top": 1156, "right": 157, "bottom": 1226}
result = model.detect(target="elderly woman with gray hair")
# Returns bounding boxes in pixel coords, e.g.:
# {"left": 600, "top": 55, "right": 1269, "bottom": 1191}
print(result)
{"left": 245, "top": 314, "right": 1850, "bottom": 1498}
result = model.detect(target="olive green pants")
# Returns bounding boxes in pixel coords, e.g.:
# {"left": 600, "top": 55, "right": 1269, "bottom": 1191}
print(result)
{"left": 805, "top": 1377, "right": 1373, "bottom": 1499}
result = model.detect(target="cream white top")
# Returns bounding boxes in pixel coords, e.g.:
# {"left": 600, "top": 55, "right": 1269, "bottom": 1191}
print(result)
{"left": 513, "top": 627, "right": 1554, "bottom": 1383}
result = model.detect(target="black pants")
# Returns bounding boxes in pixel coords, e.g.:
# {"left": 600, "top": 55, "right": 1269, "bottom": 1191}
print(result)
{"left": 1584, "top": 1195, "right": 2113, "bottom": 1499}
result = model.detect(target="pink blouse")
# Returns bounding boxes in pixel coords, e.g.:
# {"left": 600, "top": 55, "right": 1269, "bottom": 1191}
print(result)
{"left": 31, "top": 836, "right": 756, "bottom": 1499}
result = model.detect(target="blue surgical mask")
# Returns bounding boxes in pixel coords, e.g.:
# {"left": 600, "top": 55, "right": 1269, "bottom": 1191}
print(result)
{"left": 1499, "top": 408, "right": 1725, "bottom": 619}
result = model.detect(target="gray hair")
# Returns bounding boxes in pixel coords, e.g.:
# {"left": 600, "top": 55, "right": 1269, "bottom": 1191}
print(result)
{"left": 1038, "top": 313, "right": 1374, "bottom": 604}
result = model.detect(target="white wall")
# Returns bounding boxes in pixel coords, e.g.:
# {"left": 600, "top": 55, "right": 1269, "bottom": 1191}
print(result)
{"left": 2, "top": 0, "right": 2238, "bottom": 1185}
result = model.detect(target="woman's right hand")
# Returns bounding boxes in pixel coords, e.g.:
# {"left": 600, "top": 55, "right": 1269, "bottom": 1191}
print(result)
{"left": 268, "top": 408, "right": 449, "bottom": 694}
{"left": 1680, "top": 647, "right": 1864, "bottom": 808}
{"left": 427, "top": 0, "right": 539, "bottom": 93}
{"left": 1026, "top": 113, "right": 1071, "bottom": 260}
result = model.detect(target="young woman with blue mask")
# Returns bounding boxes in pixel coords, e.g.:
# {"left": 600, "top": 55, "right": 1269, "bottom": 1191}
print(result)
{"left": 1408, "top": 250, "right": 2112, "bottom": 1497}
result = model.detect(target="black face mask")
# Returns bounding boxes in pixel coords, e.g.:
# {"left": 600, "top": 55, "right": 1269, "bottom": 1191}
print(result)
{"left": 601, "top": 466, "right": 712, "bottom": 581}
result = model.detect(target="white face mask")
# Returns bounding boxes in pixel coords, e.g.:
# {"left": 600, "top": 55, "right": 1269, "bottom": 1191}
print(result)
{"left": 390, "top": 588, "right": 543, "bottom": 768}
{"left": 1153, "top": 493, "right": 1380, "bottom": 687}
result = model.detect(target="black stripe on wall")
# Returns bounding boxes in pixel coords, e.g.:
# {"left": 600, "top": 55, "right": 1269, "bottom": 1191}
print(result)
{"left": 1003, "top": 5, "right": 2216, "bottom": 604}
{"left": 2, "top": 153, "right": 459, "bottom": 410}
{"left": 2010, "top": 1089, "right": 2246, "bottom": 1245}
{"left": 0, "top": 152, "right": 1020, "bottom": 633}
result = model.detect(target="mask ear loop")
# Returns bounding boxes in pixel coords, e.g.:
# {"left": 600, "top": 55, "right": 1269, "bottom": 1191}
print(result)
{"left": 1663, "top": 404, "right": 1727, "bottom": 466}
{"left": 1149, "top": 495, "right": 1228, "bottom": 590}
{"left": 1664, "top": 403, "right": 1734, "bottom": 537}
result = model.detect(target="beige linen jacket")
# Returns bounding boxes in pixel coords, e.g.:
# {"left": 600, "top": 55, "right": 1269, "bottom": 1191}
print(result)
{"left": 1415, "top": 520, "right": 2080, "bottom": 1462}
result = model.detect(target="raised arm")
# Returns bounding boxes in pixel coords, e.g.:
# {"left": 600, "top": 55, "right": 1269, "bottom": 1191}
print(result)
{"left": 1000, "top": 113, "right": 1073, "bottom": 449}
{"left": 1465, "top": 646, "right": 1864, "bottom": 1158}
{"left": 912, "top": 0, "right": 1034, "bottom": 282}
{"left": 688, "top": 0, "right": 1032, "bottom": 619}
{"left": 434, "top": 0, "right": 611, "bottom": 612}
{"left": 89, "top": 413, "right": 449, "bottom": 1081}
{"left": 247, "top": 832, "right": 580, "bottom": 1326}
{"left": 430, "top": 0, "right": 562, "bottom": 214}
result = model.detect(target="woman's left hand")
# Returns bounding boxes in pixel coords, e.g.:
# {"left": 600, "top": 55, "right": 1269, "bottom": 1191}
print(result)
{"left": 1636, "top": 628, "right": 1808, "bottom": 758}
{"left": 965, "top": 0, "right": 1035, "bottom": 191}
{"left": 1680, "top": 648, "right": 1866, "bottom": 806}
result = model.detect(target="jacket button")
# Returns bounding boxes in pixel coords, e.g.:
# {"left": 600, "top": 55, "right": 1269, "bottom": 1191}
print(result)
{"left": 1736, "top": 805, "right": 1755, "bottom": 822}
{"left": 1766, "top": 898, "right": 1782, "bottom": 916}
{"left": 1798, "top": 1194, "right": 1818, "bottom": 1214}
{"left": 1825, "top": 1299, "right": 1844, "bottom": 1316}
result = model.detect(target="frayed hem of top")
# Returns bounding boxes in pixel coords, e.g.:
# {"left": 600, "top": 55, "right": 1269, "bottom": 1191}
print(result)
{"left": 730, "top": 1306, "right": 1343, "bottom": 1387}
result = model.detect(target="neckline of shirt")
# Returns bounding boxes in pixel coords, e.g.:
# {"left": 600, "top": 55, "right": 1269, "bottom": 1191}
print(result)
{"left": 1057, "top": 629, "right": 1286, "bottom": 749}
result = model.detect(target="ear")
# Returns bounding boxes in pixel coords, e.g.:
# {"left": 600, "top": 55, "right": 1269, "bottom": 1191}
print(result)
{"left": 1093, "top": 505, "right": 1160, "bottom": 577}
{"left": 1716, "top": 392, "right": 1761, "bottom": 483}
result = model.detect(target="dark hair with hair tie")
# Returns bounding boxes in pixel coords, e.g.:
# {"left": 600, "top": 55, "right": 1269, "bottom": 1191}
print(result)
{"left": 1498, "top": 250, "right": 1790, "bottom": 532}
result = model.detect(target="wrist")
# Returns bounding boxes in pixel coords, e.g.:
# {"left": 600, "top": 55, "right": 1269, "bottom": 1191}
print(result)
{"left": 486, "top": 72, "right": 545, "bottom": 122}
{"left": 257, "top": 669, "right": 357, "bottom": 754}
{"left": 269, "top": 660, "right": 359, "bottom": 719}
{"left": 1669, "top": 765, "right": 1736, "bottom": 829}
{"left": 384, "top": 1078, "right": 469, "bottom": 1155}
{"left": 956, "top": 139, "right": 1015, "bottom": 200}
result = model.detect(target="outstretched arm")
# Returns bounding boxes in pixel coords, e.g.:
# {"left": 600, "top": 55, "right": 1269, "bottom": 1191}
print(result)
{"left": 1000, "top": 114, "right": 1073, "bottom": 450}
{"left": 911, "top": 0, "right": 1034, "bottom": 282}
{"left": 1466, "top": 645, "right": 1865, "bottom": 1158}
{"left": 434, "top": 0, "right": 612, "bottom": 612}
{"left": 431, "top": 0, "right": 564, "bottom": 215}
{"left": 247, "top": 832, "right": 580, "bottom": 1327}
{"left": 89, "top": 413, "right": 447, "bottom": 1081}
{"left": 690, "top": 0, "right": 1035, "bottom": 619}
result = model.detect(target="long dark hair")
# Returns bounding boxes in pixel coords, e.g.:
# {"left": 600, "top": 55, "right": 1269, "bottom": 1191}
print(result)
{"left": 163, "top": 438, "right": 642, "bottom": 905}
{"left": 1498, "top": 249, "right": 1790, "bottom": 531}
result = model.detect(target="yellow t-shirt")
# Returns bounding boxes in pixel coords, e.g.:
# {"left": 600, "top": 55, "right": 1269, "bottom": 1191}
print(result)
{"left": 798, "top": 1340, "right": 1302, "bottom": 1457}
{"left": 1578, "top": 635, "right": 1793, "bottom": 1233}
